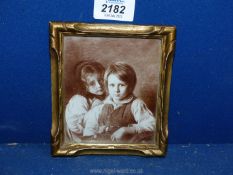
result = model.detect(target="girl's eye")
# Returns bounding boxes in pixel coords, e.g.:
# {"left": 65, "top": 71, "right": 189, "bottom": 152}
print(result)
{"left": 119, "top": 84, "right": 126, "bottom": 87}
{"left": 89, "top": 81, "right": 95, "bottom": 87}
{"left": 109, "top": 84, "right": 114, "bottom": 87}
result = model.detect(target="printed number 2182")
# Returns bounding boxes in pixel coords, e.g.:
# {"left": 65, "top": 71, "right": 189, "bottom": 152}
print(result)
{"left": 101, "top": 4, "right": 126, "bottom": 14}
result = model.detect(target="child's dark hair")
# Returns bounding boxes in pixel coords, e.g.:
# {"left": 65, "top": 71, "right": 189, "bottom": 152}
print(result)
{"left": 74, "top": 60, "right": 105, "bottom": 97}
{"left": 104, "top": 62, "right": 137, "bottom": 95}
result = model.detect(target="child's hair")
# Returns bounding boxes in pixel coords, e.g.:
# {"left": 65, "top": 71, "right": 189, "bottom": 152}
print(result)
{"left": 74, "top": 60, "right": 105, "bottom": 96}
{"left": 104, "top": 62, "right": 137, "bottom": 95}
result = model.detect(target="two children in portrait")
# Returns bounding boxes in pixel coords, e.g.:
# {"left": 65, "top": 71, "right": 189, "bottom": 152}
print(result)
{"left": 65, "top": 60, "right": 156, "bottom": 143}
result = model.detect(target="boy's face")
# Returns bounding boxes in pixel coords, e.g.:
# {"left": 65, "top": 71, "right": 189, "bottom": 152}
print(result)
{"left": 85, "top": 73, "right": 104, "bottom": 96}
{"left": 108, "top": 74, "right": 128, "bottom": 102}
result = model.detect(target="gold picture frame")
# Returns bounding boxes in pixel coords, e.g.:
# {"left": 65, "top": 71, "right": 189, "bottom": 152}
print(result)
{"left": 50, "top": 22, "right": 176, "bottom": 156}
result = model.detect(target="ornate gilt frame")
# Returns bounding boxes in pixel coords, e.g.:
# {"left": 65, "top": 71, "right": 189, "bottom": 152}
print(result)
{"left": 50, "top": 22, "right": 176, "bottom": 156}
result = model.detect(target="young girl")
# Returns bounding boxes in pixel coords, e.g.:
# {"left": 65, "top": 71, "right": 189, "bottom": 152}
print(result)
{"left": 83, "top": 62, "right": 156, "bottom": 143}
{"left": 65, "top": 60, "right": 105, "bottom": 142}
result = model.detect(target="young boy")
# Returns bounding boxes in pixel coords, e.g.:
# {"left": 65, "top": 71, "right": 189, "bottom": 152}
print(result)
{"left": 83, "top": 62, "right": 156, "bottom": 143}
{"left": 65, "top": 60, "right": 106, "bottom": 142}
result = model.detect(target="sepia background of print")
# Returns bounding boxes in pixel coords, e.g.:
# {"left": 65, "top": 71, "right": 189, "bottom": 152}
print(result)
{"left": 63, "top": 36, "right": 162, "bottom": 114}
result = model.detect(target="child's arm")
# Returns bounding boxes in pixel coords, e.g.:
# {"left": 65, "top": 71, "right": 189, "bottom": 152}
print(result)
{"left": 111, "top": 127, "right": 136, "bottom": 141}
{"left": 65, "top": 95, "right": 89, "bottom": 134}
{"left": 83, "top": 105, "right": 102, "bottom": 136}
{"left": 130, "top": 99, "right": 156, "bottom": 133}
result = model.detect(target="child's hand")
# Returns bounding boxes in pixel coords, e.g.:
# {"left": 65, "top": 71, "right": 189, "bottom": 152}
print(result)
{"left": 76, "top": 124, "right": 83, "bottom": 134}
{"left": 98, "top": 125, "right": 107, "bottom": 134}
{"left": 111, "top": 127, "right": 125, "bottom": 142}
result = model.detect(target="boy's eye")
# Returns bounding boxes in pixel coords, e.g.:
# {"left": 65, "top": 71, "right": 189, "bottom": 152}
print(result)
{"left": 109, "top": 84, "right": 114, "bottom": 87}
{"left": 88, "top": 81, "right": 95, "bottom": 87}
{"left": 119, "top": 84, "right": 126, "bottom": 87}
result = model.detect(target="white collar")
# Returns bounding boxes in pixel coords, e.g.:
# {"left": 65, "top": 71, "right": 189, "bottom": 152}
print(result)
{"left": 104, "top": 95, "right": 135, "bottom": 108}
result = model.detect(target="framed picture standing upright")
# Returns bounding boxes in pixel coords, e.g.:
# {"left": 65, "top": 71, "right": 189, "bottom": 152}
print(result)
{"left": 50, "top": 22, "right": 176, "bottom": 156}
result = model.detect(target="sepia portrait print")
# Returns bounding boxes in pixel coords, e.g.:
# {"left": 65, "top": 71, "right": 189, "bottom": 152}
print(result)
{"left": 50, "top": 23, "right": 176, "bottom": 156}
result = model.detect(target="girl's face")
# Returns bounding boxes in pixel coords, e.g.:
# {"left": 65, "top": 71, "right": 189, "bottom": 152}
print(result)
{"left": 85, "top": 73, "right": 104, "bottom": 96}
{"left": 108, "top": 74, "right": 128, "bottom": 102}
